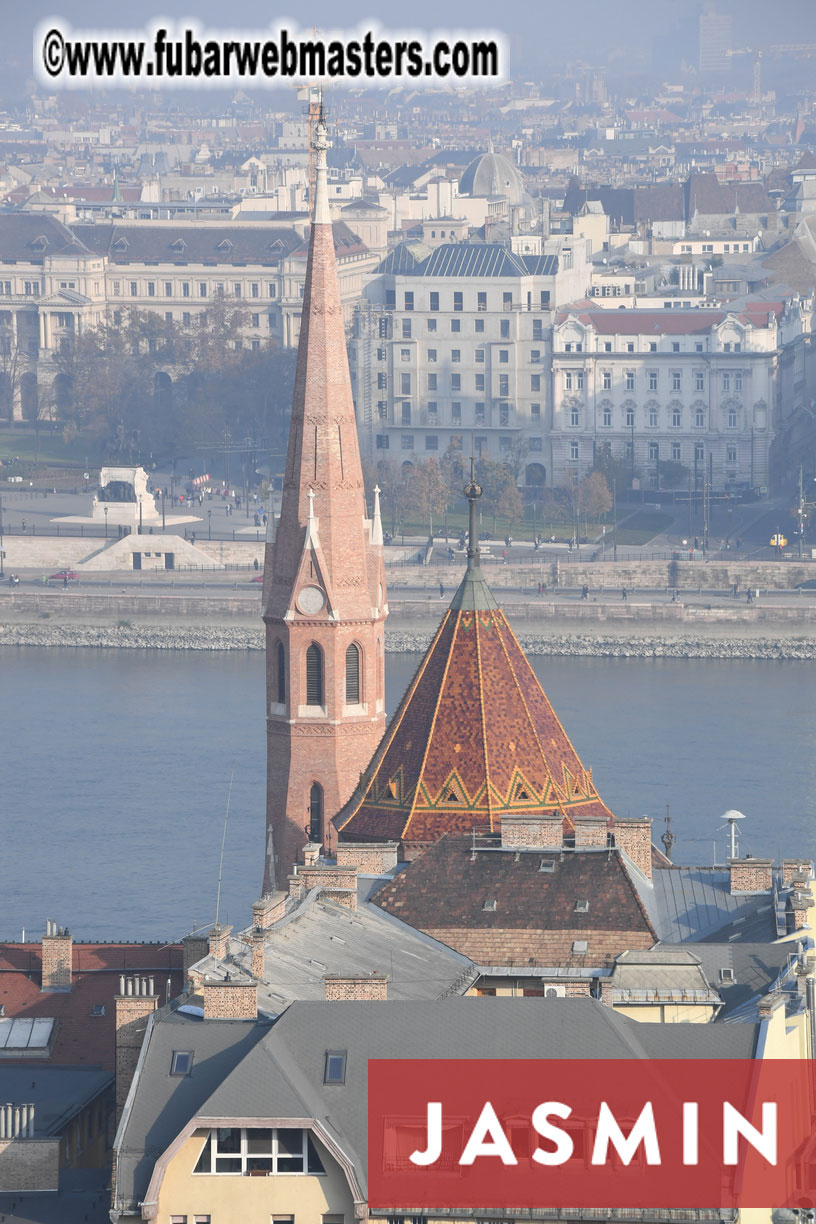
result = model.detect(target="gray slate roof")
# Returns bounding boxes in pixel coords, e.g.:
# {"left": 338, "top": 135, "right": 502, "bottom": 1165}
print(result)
{"left": 663, "top": 940, "right": 798, "bottom": 1020}
{"left": 195, "top": 892, "right": 473, "bottom": 1012}
{"left": 115, "top": 997, "right": 758, "bottom": 1209}
{"left": 638, "top": 867, "right": 778, "bottom": 944}
{"left": 0, "top": 1065, "right": 111, "bottom": 1135}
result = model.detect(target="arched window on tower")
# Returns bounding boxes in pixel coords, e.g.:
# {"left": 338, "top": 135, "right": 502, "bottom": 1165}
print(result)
{"left": 345, "top": 643, "right": 361, "bottom": 703}
{"left": 309, "top": 782, "right": 323, "bottom": 843}
{"left": 306, "top": 643, "right": 323, "bottom": 705}
{"left": 276, "top": 641, "right": 286, "bottom": 705}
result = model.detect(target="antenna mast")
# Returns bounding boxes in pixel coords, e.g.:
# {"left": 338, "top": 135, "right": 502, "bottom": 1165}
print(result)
{"left": 214, "top": 764, "right": 235, "bottom": 929}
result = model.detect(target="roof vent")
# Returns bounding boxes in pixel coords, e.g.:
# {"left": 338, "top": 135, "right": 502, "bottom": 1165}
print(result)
{"left": 572, "top": 940, "right": 589, "bottom": 954}
{"left": 719, "top": 968, "right": 735, "bottom": 983}
{"left": 539, "top": 860, "right": 556, "bottom": 873}
{"left": 482, "top": 898, "right": 497, "bottom": 912}
{"left": 574, "top": 899, "right": 589, "bottom": 913}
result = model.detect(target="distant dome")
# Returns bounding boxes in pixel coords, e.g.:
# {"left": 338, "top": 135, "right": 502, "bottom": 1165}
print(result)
{"left": 459, "top": 151, "right": 525, "bottom": 204}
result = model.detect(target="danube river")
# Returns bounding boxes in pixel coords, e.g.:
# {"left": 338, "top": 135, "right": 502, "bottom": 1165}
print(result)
{"left": 1, "top": 648, "right": 814, "bottom": 942}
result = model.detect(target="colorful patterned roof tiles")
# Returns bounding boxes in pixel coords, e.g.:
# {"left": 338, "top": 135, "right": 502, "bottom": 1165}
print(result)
{"left": 335, "top": 476, "right": 614, "bottom": 848}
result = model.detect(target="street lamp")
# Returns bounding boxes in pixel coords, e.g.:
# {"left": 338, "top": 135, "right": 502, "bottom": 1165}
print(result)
{"left": 0, "top": 495, "right": 4, "bottom": 578}
{"left": 208, "top": 509, "right": 212, "bottom": 540}
{"left": 104, "top": 506, "right": 108, "bottom": 538}
{"left": 160, "top": 488, "right": 166, "bottom": 531}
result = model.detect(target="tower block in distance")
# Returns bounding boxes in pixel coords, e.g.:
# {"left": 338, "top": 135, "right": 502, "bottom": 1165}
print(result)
{"left": 261, "top": 108, "right": 387, "bottom": 892}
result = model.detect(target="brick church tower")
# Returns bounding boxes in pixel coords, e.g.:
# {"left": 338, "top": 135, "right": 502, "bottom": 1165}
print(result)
{"left": 261, "top": 107, "right": 387, "bottom": 892}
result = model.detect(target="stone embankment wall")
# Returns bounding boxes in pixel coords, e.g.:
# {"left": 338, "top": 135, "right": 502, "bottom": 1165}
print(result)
{"left": 2, "top": 620, "right": 816, "bottom": 659}
{"left": 387, "top": 560, "right": 816, "bottom": 590}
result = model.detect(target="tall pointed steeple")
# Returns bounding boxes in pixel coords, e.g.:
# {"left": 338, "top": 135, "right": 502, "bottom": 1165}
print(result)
{"left": 262, "top": 102, "right": 387, "bottom": 892}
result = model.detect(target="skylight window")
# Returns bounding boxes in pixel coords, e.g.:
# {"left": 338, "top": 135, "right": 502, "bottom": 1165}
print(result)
{"left": 170, "top": 1050, "right": 193, "bottom": 1076}
{"left": 324, "top": 1050, "right": 346, "bottom": 1084}
{"left": 574, "top": 900, "right": 589, "bottom": 913}
{"left": 482, "top": 899, "right": 497, "bottom": 912}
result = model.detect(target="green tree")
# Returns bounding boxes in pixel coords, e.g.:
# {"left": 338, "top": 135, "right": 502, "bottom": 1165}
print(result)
{"left": 496, "top": 481, "right": 523, "bottom": 530}
{"left": 476, "top": 457, "right": 518, "bottom": 533}
{"left": 406, "top": 458, "right": 450, "bottom": 536}
{"left": 657, "top": 460, "right": 689, "bottom": 490}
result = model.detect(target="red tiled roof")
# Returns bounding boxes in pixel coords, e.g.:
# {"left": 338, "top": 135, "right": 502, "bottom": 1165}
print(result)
{"left": 0, "top": 942, "right": 183, "bottom": 1069}
{"left": 335, "top": 600, "right": 614, "bottom": 846}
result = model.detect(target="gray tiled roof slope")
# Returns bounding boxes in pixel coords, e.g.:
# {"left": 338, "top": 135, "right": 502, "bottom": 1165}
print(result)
{"left": 117, "top": 998, "right": 758, "bottom": 1207}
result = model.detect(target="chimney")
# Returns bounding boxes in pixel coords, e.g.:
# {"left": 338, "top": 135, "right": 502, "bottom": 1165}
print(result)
{"left": 252, "top": 891, "right": 287, "bottom": 930}
{"left": 250, "top": 928, "right": 265, "bottom": 980}
{"left": 729, "top": 857, "right": 773, "bottom": 895}
{"left": 500, "top": 813, "right": 563, "bottom": 849}
{"left": 573, "top": 818, "right": 608, "bottom": 848}
{"left": 202, "top": 977, "right": 258, "bottom": 1020}
{"left": 182, "top": 932, "right": 210, "bottom": 981}
{"left": 41, "top": 921, "right": 72, "bottom": 991}
{"left": 301, "top": 842, "right": 321, "bottom": 867}
{"left": 115, "top": 976, "right": 158, "bottom": 1121}
{"left": 789, "top": 889, "right": 815, "bottom": 931}
{"left": 0, "top": 1103, "right": 35, "bottom": 1138}
{"left": 208, "top": 924, "right": 233, "bottom": 961}
{"left": 324, "top": 972, "right": 388, "bottom": 1001}
{"left": 612, "top": 818, "right": 653, "bottom": 880}
{"left": 783, "top": 860, "right": 813, "bottom": 889}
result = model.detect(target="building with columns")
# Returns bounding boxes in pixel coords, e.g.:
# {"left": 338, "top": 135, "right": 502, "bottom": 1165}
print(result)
{"left": 260, "top": 109, "right": 387, "bottom": 893}
{"left": 550, "top": 300, "right": 814, "bottom": 492}
{"left": 0, "top": 211, "right": 378, "bottom": 420}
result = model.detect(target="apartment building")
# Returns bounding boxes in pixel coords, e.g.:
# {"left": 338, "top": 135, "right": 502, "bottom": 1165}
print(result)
{"left": 350, "top": 238, "right": 592, "bottom": 484}
{"left": 550, "top": 301, "right": 814, "bottom": 492}
{"left": 0, "top": 213, "right": 378, "bottom": 419}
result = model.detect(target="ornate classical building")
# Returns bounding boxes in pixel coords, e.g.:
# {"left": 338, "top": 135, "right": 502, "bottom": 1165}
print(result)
{"left": 261, "top": 111, "right": 387, "bottom": 892}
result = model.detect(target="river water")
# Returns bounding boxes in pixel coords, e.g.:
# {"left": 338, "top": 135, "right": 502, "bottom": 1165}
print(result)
{"left": 1, "top": 647, "right": 814, "bottom": 942}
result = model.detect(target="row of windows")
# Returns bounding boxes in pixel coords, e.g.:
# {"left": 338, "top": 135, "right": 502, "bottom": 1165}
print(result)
{"left": 274, "top": 641, "right": 361, "bottom": 707}
{"left": 565, "top": 370, "right": 744, "bottom": 393}
{"left": 193, "top": 1128, "right": 325, "bottom": 1176}
{"left": 111, "top": 279, "right": 276, "bottom": 299}
{"left": 378, "top": 434, "right": 518, "bottom": 454}
{"left": 561, "top": 339, "right": 739, "bottom": 355}
{"left": 388, "top": 289, "right": 550, "bottom": 312}
{"left": 392, "top": 315, "right": 523, "bottom": 340}
{"left": 565, "top": 406, "right": 739, "bottom": 429}
{"left": 566, "top": 439, "right": 738, "bottom": 464}
{"left": 0, "top": 280, "right": 41, "bottom": 296}
{"left": 397, "top": 401, "right": 519, "bottom": 427}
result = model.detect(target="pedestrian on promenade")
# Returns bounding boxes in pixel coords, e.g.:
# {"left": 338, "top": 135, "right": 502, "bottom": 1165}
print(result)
{"left": 581, "top": 584, "right": 589, "bottom": 600}
{"left": 439, "top": 582, "right": 444, "bottom": 598}
{"left": 621, "top": 587, "right": 627, "bottom": 601}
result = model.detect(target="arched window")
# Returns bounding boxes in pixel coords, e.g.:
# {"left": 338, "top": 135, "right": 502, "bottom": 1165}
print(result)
{"left": 276, "top": 641, "right": 285, "bottom": 705}
{"left": 309, "top": 783, "right": 323, "bottom": 843}
{"left": 727, "top": 407, "right": 737, "bottom": 429}
{"left": 695, "top": 408, "right": 705, "bottom": 428}
{"left": 345, "top": 644, "right": 361, "bottom": 703}
{"left": 306, "top": 643, "right": 323, "bottom": 705}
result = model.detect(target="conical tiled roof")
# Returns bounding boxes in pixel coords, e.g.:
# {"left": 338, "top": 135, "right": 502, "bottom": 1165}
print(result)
{"left": 335, "top": 483, "right": 614, "bottom": 847}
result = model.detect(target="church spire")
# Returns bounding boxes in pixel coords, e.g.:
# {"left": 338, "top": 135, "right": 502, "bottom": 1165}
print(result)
{"left": 261, "top": 98, "right": 387, "bottom": 893}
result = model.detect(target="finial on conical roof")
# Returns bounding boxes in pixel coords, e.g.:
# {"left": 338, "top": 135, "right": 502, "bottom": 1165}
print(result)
{"left": 371, "top": 483, "right": 383, "bottom": 548}
{"left": 463, "top": 458, "right": 483, "bottom": 573}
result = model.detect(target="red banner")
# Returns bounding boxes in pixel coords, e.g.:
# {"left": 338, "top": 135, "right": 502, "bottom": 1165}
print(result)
{"left": 369, "top": 1060, "right": 816, "bottom": 1209}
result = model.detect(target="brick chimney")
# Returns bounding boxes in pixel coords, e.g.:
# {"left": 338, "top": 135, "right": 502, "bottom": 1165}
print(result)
{"left": 252, "top": 891, "right": 287, "bottom": 930}
{"left": 115, "top": 976, "right": 158, "bottom": 1120}
{"left": 208, "top": 924, "right": 233, "bottom": 961}
{"left": 613, "top": 818, "right": 652, "bottom": 880}
{"left": 324, "top": 972, "right": 388, "bottom": 1001}
{"left": 182, "top": 932, "right": 210, "bottom": 981}
{"left": 335, "top": 843, "right": 399, "bottom": 874}
{"left": 783, "top": 860, "right": 813, "bottom": 889}
{"left": 789, "top": 889, "right": 814, "bottom": 931}
{"left": 729, "top": 857, "right": 773, "bottom": 895}
{"left": 202, "top": 976, "right": 258, "bottom": 1020}
{"left": 500, "top": 813, "right": 563, "bottom": 848}
{"left": 573, "top": 818, "right": 608, "bottom": 848}
{"left": 250, "top": 928, "right": 265, "bottom": 980}
{"left": 41, "top": 921, "right": 72, "bottom": 992}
